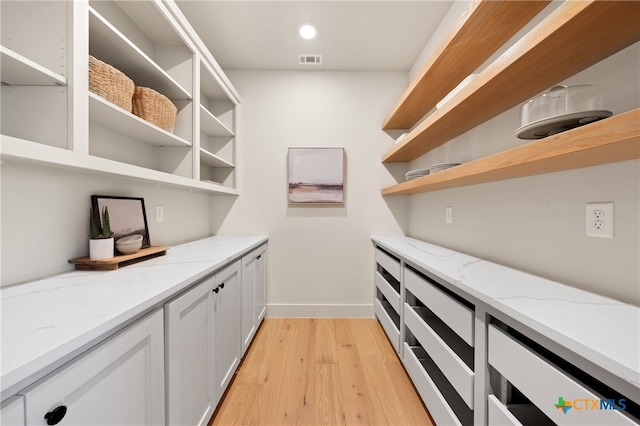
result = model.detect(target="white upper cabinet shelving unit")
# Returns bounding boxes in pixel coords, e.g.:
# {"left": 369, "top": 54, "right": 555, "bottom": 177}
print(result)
{"left": 1, "top": 1, "right": 70, "bottom": 151}
{"left": 1, "top": 0, "right": 240, "bottom": 195}
{"left": 198, "top": 59, "right": 236, "bottom": 186}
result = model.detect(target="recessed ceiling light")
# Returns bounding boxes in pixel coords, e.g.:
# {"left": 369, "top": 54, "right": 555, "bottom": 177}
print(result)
{"left": 299, "top": 25, "right": 317, "bottom": 40}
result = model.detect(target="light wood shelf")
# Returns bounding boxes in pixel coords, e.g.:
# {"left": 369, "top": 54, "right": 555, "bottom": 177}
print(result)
{"left": 383, "top": 0, "right": 640, "bottom": 164}
{"left": 69, "top": 246, "right": 168, "bottom": 270}
{"left": 382, "top": 109, "right": 640, "bottom": 196}
{"left": 382, "top": 0, "right": 549, "bottom": 130}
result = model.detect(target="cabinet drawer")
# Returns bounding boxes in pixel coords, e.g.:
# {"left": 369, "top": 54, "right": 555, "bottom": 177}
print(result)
{"left": 405, "top": 304, "right": 474, "bottom": 409}
{"left": 488, "top": 325, "right": 637, "bottom": 425}
{"left": 375, "top": 271, "right": 400, "bottom": 313}
{"left": 375, "top": 248, "right": 401, "bottom": 282}
{"left": 374, "top": 299, "right": 400, "bottom": 353}
{"left": 405, "top": 267, "right": 474, "bottom": 346}
{"left": 488, "top": 395, "right": 522, "bottom": 426}
{"left": 403, "top": 342, "right": 462, "bottom": 426}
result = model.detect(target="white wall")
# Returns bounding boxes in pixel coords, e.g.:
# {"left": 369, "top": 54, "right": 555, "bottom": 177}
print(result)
{"left": 404, "top": 11, "right": 640, "bottom": 307}
{"left": 214, "top": 70, "right": 408, "bottom": 317}
{"left": 0, "top": 162, "right": 213, "bottom": 286}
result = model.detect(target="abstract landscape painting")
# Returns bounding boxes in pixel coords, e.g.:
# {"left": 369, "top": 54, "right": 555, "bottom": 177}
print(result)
{"left": 288, "top": 148, "right": 344, "bottom": 204}
{"left": 91, "top": 195, "right": 151, "bottom": 247}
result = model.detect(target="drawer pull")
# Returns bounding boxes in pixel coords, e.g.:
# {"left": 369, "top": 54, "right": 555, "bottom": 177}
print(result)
{"left": 44, "top": 405, "right": 67, "bottom": 425}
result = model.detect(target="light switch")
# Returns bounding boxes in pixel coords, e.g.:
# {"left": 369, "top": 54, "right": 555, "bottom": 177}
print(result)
{"left": 155, "top": 206, "right": 164, "bottom": 223}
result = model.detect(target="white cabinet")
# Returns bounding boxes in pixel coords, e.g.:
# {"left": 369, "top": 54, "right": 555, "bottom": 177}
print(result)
{"left": 255, "top": 245, "right": 267, "bottom": 324}
{"left": 213, "top": 261, "right": 242, "bottom": 398}
{"left": 21, "top": 309, "right": 165, "bottom": 426}
{"left": 241, "top": 250, "right": 256, "bottom": 354}
{"left": 373, "top": 237, "right": 640, "bottom": 426}
{"left": 374, "top": 248, "right": 402, "bottom": 354}
{"left": 1, "top": 0, "right": 240, "bottom": 195}
{"left": 0, "top": 0, "right": 72, "bottom": 150}
{"left": 403, "top": 266, "right": 475, "bottom": 426}
{"left": 165, "top": 275, "right": 216, "bottom": 426}
{"left": 198, "top": 59, "right": 236, "bottom": 187}
{"left": 87, "top": 0, "right": 195, "bottom": 179}
{"left": 1, "top": 396, "right": 25, "bottom": 426}
{"left": 241, "top": 244, "right": 267, "bottom": 355}
{"left": 165, "top": 260, "right": 241, "bottom": 426}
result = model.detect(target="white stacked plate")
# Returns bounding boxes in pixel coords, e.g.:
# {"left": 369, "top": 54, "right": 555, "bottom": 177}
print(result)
{"left": 405, "top": 168, "right": 430, "bottom": 181}
{"left": 429, "top": 163, "right": 461, "bottom": 173}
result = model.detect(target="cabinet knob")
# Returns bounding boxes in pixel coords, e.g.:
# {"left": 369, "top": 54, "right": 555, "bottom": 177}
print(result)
{"left": 256, "top": 255, "right": 262, "bottom": 260}
{"left": 220, "top": 282, "right": 225, "bottom": 290}
{"left": 44, "top": 405, "right": 67, "bottom": 425}
{"left": 213, "top": 286, "right": 220, "bottom": 293}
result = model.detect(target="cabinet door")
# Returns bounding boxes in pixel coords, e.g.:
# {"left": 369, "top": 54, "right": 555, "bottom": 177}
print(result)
{"left": 23, "top": 309, "right": 164, "bottom": 426}
{"left": 241, "top": 252, "right": 256, "bottom": 355}
{"left": 1, "top": 395, "right": 25, "bottom": 426}
{"left": 240, "top": 245, "right": 267, "bottom": 356}
{"left": 213, "top": 261, "right": 241, "bottom": 401}
{"left": 254, "top": 245, "right": 267, "bottom": 323}
{"left": 165, "top": 276, "right": 216, "bottom": 426}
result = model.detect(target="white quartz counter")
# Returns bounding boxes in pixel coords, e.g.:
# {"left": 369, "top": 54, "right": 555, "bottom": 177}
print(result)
{"left": 0, "top": 235, "right": 267, "bottom": 400}
{"left": 373, "top": 235, "right": 640, "bottom": 399}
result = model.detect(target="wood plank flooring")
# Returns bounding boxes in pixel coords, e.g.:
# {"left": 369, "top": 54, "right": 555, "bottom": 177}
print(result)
{"left": 209, "top": 318, "right": 434, "bottom": 426}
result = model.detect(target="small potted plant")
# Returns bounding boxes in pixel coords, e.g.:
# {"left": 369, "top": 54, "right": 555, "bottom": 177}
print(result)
{"left": 89, "top": 206, "right": 114, "bottom": 260}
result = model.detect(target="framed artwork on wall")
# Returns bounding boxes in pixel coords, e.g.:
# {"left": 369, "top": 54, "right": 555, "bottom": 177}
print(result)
{"left": 288, "top": 148, "right": 345, "bottom": 205}
{"left": 91, "top": 195, "right": 151, "bottom": 248}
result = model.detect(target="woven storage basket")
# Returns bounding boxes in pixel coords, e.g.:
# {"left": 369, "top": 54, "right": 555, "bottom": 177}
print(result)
{"left": 88, "top": 55, "right": 134, "bottom": 111}
{"left": 132, "top": 86, "right": 177, "bottom": 132}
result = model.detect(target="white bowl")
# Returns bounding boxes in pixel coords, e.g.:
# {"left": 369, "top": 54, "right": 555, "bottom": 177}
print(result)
{"left": 117, "top": 235, "right": 143, "bottom": 244}
{"left": 116, "top": 235, "right": 143, "bottom": 254}
{"left": 116, "top": 245, "right": 141, "bottom": 255}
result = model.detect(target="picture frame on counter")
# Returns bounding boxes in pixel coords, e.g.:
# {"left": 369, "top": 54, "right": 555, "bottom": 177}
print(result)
{"left": 91, "top": 195, "right": 151, "bottom": 248}
{"left": 288, "top": 147, "right": 345, "bottom": 205}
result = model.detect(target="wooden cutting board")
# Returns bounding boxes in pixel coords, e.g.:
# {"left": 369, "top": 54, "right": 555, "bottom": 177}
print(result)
{"left": 69, "top": 246, "right": 168, "bottom": 270}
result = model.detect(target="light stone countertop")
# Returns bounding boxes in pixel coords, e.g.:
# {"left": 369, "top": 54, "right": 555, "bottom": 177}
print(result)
{"left": 372, "top": 235, "right": 640, "bottom": 399}
{"left": 0, "top": 235, "right": 268, "bottom": 401}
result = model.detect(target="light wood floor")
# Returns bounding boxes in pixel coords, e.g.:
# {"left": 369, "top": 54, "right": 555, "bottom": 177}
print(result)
{"left": 209, "top": 318, "right": 434, "bottom": 426}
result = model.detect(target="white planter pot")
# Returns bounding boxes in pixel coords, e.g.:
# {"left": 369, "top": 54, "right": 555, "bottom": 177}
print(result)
{"left": 90, "top": 238, "right": 114, "bottom": 260}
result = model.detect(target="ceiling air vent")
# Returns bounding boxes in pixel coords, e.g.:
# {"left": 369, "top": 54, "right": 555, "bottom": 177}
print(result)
{"left": 298, "top": 54, "right": 323, "bottom": 65}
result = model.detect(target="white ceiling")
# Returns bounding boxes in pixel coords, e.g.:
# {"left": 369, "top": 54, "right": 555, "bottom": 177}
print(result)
{"left": 175, "top": 1, "right": 454, "bottom": 72}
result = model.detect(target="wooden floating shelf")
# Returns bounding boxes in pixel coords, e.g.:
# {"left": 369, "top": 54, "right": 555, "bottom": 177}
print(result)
{"left": 383, "top": 0, "right": 640, "bottom": 163}
{"left": 382, "top": 0, "right": 549, "bottom": 130}
{"left": 382, "top": 109, "right": 640, "bottom": 196}
{"left": 69, "top": 246, "right": 168, "bottom": 270}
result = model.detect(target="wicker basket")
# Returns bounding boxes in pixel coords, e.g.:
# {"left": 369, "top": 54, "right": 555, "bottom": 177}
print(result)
{"left": 132, "top": 86, "right": 177, "bottom": 132}
{"left": 88, "top": 55, "right": 135, "bottom": 111}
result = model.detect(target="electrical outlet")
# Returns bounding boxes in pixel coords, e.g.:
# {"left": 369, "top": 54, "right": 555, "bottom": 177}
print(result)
{"left": 445, "top": 206, "right": 453, "bottom": 224}
{"left": 586, "top": 202, "right": 613, "bottom": 238}
{"left": 155, "top": 205, "right": 164, "bottom": 223}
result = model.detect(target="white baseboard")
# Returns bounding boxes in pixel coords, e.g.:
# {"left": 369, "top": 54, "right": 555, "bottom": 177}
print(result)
{"left": 266, "top": 304, "right": 374, "bottom": 318}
